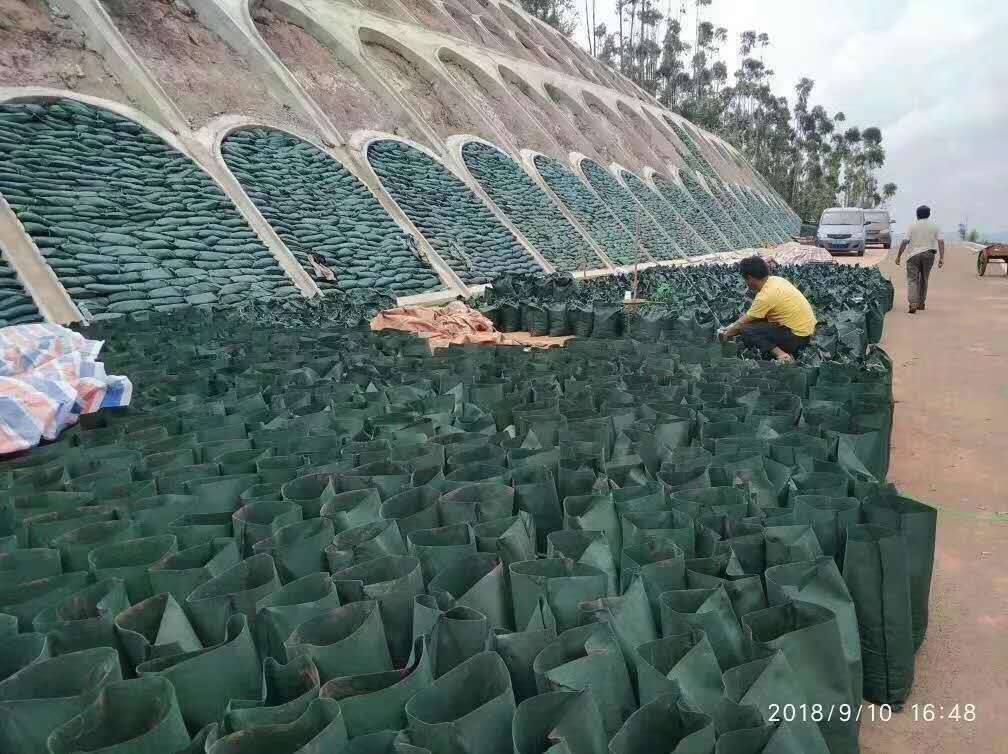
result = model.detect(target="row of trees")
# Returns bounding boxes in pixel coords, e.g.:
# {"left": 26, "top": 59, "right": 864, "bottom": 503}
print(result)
{"left": 518, "top": 0, "right": 896, "bottom": 221}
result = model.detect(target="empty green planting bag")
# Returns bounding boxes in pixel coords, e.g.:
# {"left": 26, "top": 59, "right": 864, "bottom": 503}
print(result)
{"left": 546, "top": 530, "right": 618, "bottom": 596}
{"left": 222, "top": 654, "right": 321, "bottom": 733}
{"left": 255, "top": 571, "right": 342, "bottom": 662}
{"left": 147, "top": 539, "right": 241, "bottom": 610}
{"left": 620, "top": 541, "right": 687, "bottom": 613}
{"left": 533, "top": 623, "right": 636, "bottom": 739}
{"left": 562, "top": 492, "right": 621, "bottom": 559}
{"left": 713, "top": 721, "right": 830, "bottom": 754}
{"left": 113, "top": 592, "right": 203, "bottom": 670}
{"left": 790, "top": 496, "right": 861, "bottom": 561}
{"left": 635, "top": 630, "right": 723, "bottom": 714}
{"left": 509, "top": 558, "right": 607, "bottom": 633}
{"left": 137, "top": 614, "right": 261, "bottom": 733}
{"left": 254, "top": 518, "right": 334, "bottom": 583}
{"left": 116, "top": 495, "right": 201, "bottom": 537}
{"left": 608, "top": 693, "right": 716, "bottom": 754}
{"left": 284, "top": 600, "right": 393, "bottom": 682}
{"left": 686, "top": 553, "right": 768, "bottom": 620}
{"left": 327, "top": 519, "right": 406, "bottom": 570}
{"left": 185, "top": 474, "right": 263, "bottom": 514}
{"left": 512, "top": 466, "right": 563, "bottom": 551}
{"left": 0, "top": 572, "right": 91, "bottom": 632}
{"left": 490, "top": 599, "right": 557, "bottom": 703}
{"left": 578, "top": 578, "right": 658, "bottom": 677}
{"left": 659, "top": 586, "right": 747, "bottom": 671}
{"left": 32, "top": 577, "right": 130, "bottom": 656}
{"left": 331, "top": 555, "right": 425, "bottom": 665}
{"left": 472, "top": 511, "right": 537, "bottom": 570}
{"left": 339, "top": 462, "right": 413, "bottom": 500}
{"left": 320, "top": 489, "right": 382, "bottom": 532}
{"left": 621, "top": 509, "right": 695, "bottom": 554}
{"left": 512, "top": 690, "right": 608, "bottom": 754}
{"left": 412, "top": 595, "right": 488, "bottom": 677}
{"left": 233, "top": 501, "right": 304, "bottom": 556}
{"left": 404, "top": 651, "right": 515, "bottom": 754}
{"left": 88, "top": 534, "right": 178, "bottom": 602}
{"left": 166, "top": 512, "right": 234, "bottom": 549}
{"left": 437, "top": 482, "right": 515, "bottom": 525}
{"left": 407, "top": 523, "right": 477, "bottom": 584}
{"left": 46, "top": 675, "right": 190, "bottom": 754}
{"left": 0, "top": 646, "right": 122, "bottom": 754}
{"left": 320, "top": 635, "right": 433, "bottom": 738}
{"left": 51, "top": 519, "right": 141, "bottom": 573}
{"left": 185, "top": 552, "right": 281, "bottom": 643}
{"left": 0, "top": 548, "right": 62, "bottom": 589}
{"left": 379, "top": 487, "right": 441, "bottom": 542}
{"left": 207, "top": 697, "right": 348, "bottom": 754}
{"left": 282, "top": 474, "right": 338, "bottom": 519}
{"left": 426, "top": 552, "right": 510, "bottom": 632}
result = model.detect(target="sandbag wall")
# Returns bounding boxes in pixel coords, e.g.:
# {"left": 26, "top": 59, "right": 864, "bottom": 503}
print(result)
{"left": 0, "top": 255, "right": 42, "bottom": 326}
{"left": 0, "top": 100, "right": 300, "bottom": 316}
{"left": 0, "top": 300, "right": 933, "bottom": 754}
{"left": 221, "top": 128, "right": 444, "bottom": 296}
{"left": 652, "top": 174, "right": 734, "bottom": 254}
{"left": 617, "top": 170, "right": 712, "bottom": 258}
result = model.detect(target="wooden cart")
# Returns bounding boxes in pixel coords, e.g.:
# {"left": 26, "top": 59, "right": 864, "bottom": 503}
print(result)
{"left": 977, "top": 244, "right": 1008, "bottom": 276}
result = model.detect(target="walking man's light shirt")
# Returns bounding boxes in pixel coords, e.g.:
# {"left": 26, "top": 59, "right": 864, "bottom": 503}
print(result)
{"left": 902, "top": 220, "right": 944, "bottom": 260}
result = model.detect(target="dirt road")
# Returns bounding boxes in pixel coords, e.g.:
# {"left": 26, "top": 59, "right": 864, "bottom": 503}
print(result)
{"left": 859, "top": 243, "right": 1008, "bottom": 753}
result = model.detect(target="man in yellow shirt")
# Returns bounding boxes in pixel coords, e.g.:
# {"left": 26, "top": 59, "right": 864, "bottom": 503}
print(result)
{"left": 720, "top": 256, "right": 817, "bottom": 363}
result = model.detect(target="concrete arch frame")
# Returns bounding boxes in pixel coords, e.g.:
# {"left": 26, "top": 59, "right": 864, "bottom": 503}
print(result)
{"left": 604, "top": 162, "right": 690, "bottom": 261}
{"left": 643, "top": 166, "right": 734, "bottom": 255}
{"left": 540, "top": 81, "right": 632, "bottom": 169}
{"left": 579, "top": 88, "right": 663, "bottom": 172}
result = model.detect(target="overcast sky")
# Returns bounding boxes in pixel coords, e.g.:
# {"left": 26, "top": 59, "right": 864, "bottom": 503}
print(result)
{"left": 574, "top": 0, "right": 1007, "bottom": 235}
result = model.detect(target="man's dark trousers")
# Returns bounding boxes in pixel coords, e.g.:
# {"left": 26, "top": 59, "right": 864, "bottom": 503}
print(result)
{"left": 741, "top": 322, "right": 810, "bottom": 356}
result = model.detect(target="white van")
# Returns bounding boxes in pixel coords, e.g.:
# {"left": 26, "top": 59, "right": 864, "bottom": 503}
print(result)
{"left": 816, "top": 208, "right": 867, "bottom": 256}
{"left": 864, "top": 209, "right": 894, "bottom": 248}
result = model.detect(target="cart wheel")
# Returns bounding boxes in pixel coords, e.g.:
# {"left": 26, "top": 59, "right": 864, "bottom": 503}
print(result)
{"left": 977, "top": 250, "right": 988, "bottom": 276}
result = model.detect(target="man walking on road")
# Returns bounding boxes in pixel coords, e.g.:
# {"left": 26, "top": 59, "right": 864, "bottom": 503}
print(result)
{"left": 896, "top": 205, "right": 945, "bottom": 313}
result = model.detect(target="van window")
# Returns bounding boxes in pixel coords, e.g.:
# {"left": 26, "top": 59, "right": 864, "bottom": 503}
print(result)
{"left": 821, "top": 210, "right": 863, "bottom": 225}
{"left": 865, "top": 211, "right": 889, "bottom": 222}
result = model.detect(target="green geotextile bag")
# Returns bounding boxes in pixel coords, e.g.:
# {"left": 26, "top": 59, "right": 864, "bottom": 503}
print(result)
{"left": 404, "top": 651, "right": 515, "bottom": 754}
{"left": 327, "top": 519, "right": 405, "bottom": 570}
{"left": 578, "top": 578, "right": 658, "bottom": 677}
{"left": 547, "top": 530, "right": 618, "bottom": 596}
{"left": 185, "top": 552, "right": 281, "bottom": 643}
{"left": 0, "top": 632, "right": 49, "bottom": 682}
{"left": 438, "top": 482, "right": 515, "bottom": 526}
{"left": 148, "top": 539, "right": 241, "bottom": 609}
{"left": 208, "top": 698, "right": 348, "bottom": 754}
{"left": 609, "top": 693, "right": 716, "bottom": 754}
{"left": 46, "top": 676, "right": 190, "bottom": 754}
{"left": 0, "top": 646, "right": 122, "bottom": 754}
{"left": 713, "top": 721, "right": 830, "bottom": 754}
{"left": 407, "top": 523, "right": 477, "bottom": 583}
{"left": 472, "top": 512, "right": 537, "bottom": 570}
{"left": 32, "top": 577, "right": 130, "bottom": 656}
{"left": 253, "top": 518, "right": 333, "bottom": 583}
{"left": 790, "top": 495, "right": 861, "bottom": 561}
{"left": 509, "top": 558, "right": 607, "bottom": 633}
{"left": 222, "top": 654, "right": 320, "bottom": 733}
{"left": 412, "top": 596, "right": 488, "bottom": 677}
{"left": 659, "top": 586, "right": 747, "bottom": 671}
{"left": 114, "top": 592, "right": 203, "bottom": 670}
{"left": 51, "top": 519, "right": 142, "bottom": 572}
{"left": 137, "top": 614, "right": 261, "bottom": 732}
{"left": 0, "top": 571, "right": 91, "bottom": 632}
{"left": 87, "top": 534, "right": 178, "bottom": 602}
{"left": 0, "top": 547, "right": 62, "bottom": 589}
{"left": 282, "top": 474, "right": 338, "bottom": 519}
{"left": 378, "top": 487, "right": 440, "bottom": 541}
{"left": 512, "top": 690, "right": 608, "bottom": 754}
{"left": 491, "top": 600, "right": 556, "bottom": 703}
{"left": 233, "top": 501, "right": 304, "bottom": 555}
{"left": 284, "top": 600, "right": 393, "bottom": 682}
{"left": 842, "top": 524, "right": 914, "bottom": 705}
{"left": 321, "top": 489, "right": 382, "bottom": 532}
{"left": 255, "top": 572, "right": 343, "bottom": 662}
{"left": 635, "top": 630, "right": 723, "bottom": 714}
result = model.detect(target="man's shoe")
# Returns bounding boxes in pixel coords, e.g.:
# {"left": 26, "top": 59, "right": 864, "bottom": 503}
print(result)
{"left": 908, "top": 305, "right": 917, "bottom": 314}
{"left": 918, "top": 304, "right": 925, "bottom": 311}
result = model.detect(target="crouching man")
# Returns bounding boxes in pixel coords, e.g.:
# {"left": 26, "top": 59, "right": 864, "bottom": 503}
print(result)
{"left": 719, "top": 256, "right": 817, "bottom": 363}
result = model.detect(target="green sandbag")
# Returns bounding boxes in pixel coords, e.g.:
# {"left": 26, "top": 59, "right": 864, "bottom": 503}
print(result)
{"left": 620, "top": 540, "right": 687, "bottom": 613}
{"left": 532, "top": 623, "right": 635, "bottom": 739}
{"left": 546, "top": 530, "right": 618, "bottom": 596}
{"left": 790, "top": 496, "right": 861, "bottom": 561}
{"left": 114, "top": 592, "right": 203, "bottom": 670}
{"left": 320, "top": 636, "right": 432, "bottom": 737}
{"left": 0, "top": 548, "right": 62, "bottom": 589}
{"left": 51, "top": 519, "right": 141, "bottom": 572}
{"left": 208, "top": 697, "right": 348, "bottom": 754}
{"left": 621, "top": 509, "right": 695, "bottom": 554}
{"left": 0, "top": 646, "right": 122, "bottom": 754}
{"left": 509, "top": 558, "right": 607, "bottom": 633}
{"left": 742, "top": 600, "right": 858, "bottom": 754}
{"left": 46, "top": 675, "right": 190, "bottom": 754}
{"left": 512, "top": 466, "right": 563, "bottom": 550}
{"left": 660, "top": 586, "right": 747, "bottom": 671}
{"left": 635, "top": 630, "right": 723, "bottom": 713}
{"left": 257, "top": 455, "right": 310, "bottom": 485}
{"left": 88, "top": 534, "right": 178, "bottom": 602}
{"left": 0, "top": 632, "right": 50, "bottom": 682}
{"left": 327, "top": 519, "right": 406, "bottom": 570}
{"left": 472, "top": 511, "right": 536, "bottom": 569}
{"left": 578, "top": 577, "right": 657, "bottom": 677}
{"left": 412, "top": 596, "right": 488, "bottom": 676}
{"left": 166, "top": 512, "right": 234, "bottom": 548}
{"left": 427, "top": 552, "right": 510, "bottom": 632}
{"left": 405, "top": 651, "right": 515, "bottom": 754}
{"left": 33, "top": 577, "right": 130, "bottom": 656}
{"left": 148, "top": 539, "right": 241, "bottom": 609}
{"left": 512, "top": 690, "right": 608, "bottom": 754}
{"left": 116, "top": 495, "right": 200, "bottom": 537}
{"left": 254, "top": 518, "right": 333, "bottom": 583}
{"left": 321, "top": 489, "right": 382, "bottom": 532}
{"left": 255, "top": 571, "right": 343, "bottom": 662}
{"left": 331, "top": 556, "right": 425, "bottom": 665}
{"left": 285, "top": 600, "right": 393, "bottom": 682}
{"left": 842, "top": 524, "right": 914, "bottom": 705}
{"left": 686, "top": 553, "right": 767, "bottom": 619}
{"left": 0, "top": 572, "right": 91, "bottom": 632}
{"left": 216, "top": 448, "right": 275, "bottom": 475}
{"left": 407, "top": 524, "right": 476, "bottom": 583}
{"left": 608, "top": 692, "right": 716, "bottom": 754}
{"left": 379, "top": 487, "right": 441, "bottom": 542}
{"left": 185, "top": 474, "right": 263, "bottom": 514}
{"left": 562, "top": 492, "right": 620, "bottom": 559}
{"left": 282, "top": 474, "right": 337, "bottom": 519}
{"left": 223, "top": 654, "right": 320, "bottom": 733}
{"left": 7, "top": 491, "right": 94, "bottom": 530}
{"left": 338, "top": 462, "right": 413, "bottom": 500}
{"left": 138, "top": 614, "right": 261, "bottom": 733}
{"left": 861, "top": 491, "right": 936, "bottom": 650}
{"left": 233, "top": 501, "right": 304, "bottom": 555}
{"left": 438, "top": 482, "right": 515, "bottom": 525}
{"left": 185, "top": 552, "right": 281, "bottom": 643}
{"left": 765, "top": 558, "right": 862, "bottom": 704}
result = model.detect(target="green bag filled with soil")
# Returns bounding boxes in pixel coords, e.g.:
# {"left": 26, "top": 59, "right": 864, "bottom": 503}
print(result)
{"left": 765, "top": 557, "right": 862, "bottom": 704}
{"left": 532, "top": 623, "right": 635, "bottom": 738}
{"left": 427, "top": 552, "right": 510, "bottom": 631}
{"left": 148, "top": 539, "right": 241, "bottom": 610}
{"left": 568, "top": 304, "right": 595, "bottom": 338}
{"left": 407, "top": 524, "right": 476, "bottom": 583}
{"left": 861, "top": 491, "right": 936, "bottom": 650}
{"left": 686, "top": 553, "right": 767, "bottom": 619}
{"left": 331, "top": 556, "right": 425, "bottom": 666}
{"left": 32, "top": 577, "right": 130, "bottom": 656}
{"left": 255, "top": 572, "right": 342, "bottom": 662}
{"left": 284, "top": 600, "right": 393, "bottom": 682}
{"left": 207, "top": 697, "right": 348, "bottom": 754}
{"left": 412, "top": 596, "right": 488, "bottom": 676}
{"left": 321, "top": 489, "right": 382, "bottom": 532}
{"left": 185, "top": 552, "right": 281, "bottom": 643}
{"left": 546, "top": 530, "right": 618, "bottom": 596}
{"left": 591, "top": 304, "right": 624, "bottom": 339}
{"left": 254, "top": 518, "right": 334, "bottom": 583}
{"left": 609, "top": 692, "right": 716, "bottom": 754}
{"left": 659, "top": 585, "right": 747, "bottom": 671}
{"left": 88, "top": 535, "right": 178, "bottom": 603}
{"left": 0, "top": 548, "right": 62, "bottom": 589}
{"left": 222, "top": 654, "right": 320, "bottom": 733}
{"left": 166, "top": 512, "right": 235, "bottom": 549}
{"left": 547, "top": 303, "right": 571, "bottom": 337}
{"left": 404, "top": 651, "right": 515, "bottom": 754}
{"left": 138, "top": 614, "right": 261, "bottom": 733}
{"left": 379, "top": 487, "right": 440, "bottom": 542}
{"left": 620, "top": 541, "right": 687, "bottom": 613}
{"left": 52, "top": 519, "right": 142, "bottom": 573}
{"left": 46, "top": 675, "right": 190, "bottom": 754}
{"left": 498, "top": 303, "right": 521, "bottom": 333}
{"left": 114, "top": 592, "right": 202, "bottom": 670}
{"left": 842, "top": 524, "right": 915, "bottom": 705}
{"left": 439, "top": 482, "right": 515, "bottom": 526}
{"left": 233, "top": 501, "right": 304, "bottom": 556}
{"left": 0, "top": 646, "right": 122, "bottom": 754}
{"left": 512, "top": 689, "right": 608, "bottom": 754}
{"left": 282, "top": 474, "right": 338, "bottom": 519}
{"left": 524, "top": 304, "right": 550, "bottom": 337}
{"left": 327, "top": 519, "right": 406, "bottom": 570}
{"left": 509, "top": 558, "right": 606, "bottom": 633}
{"left": 636, "top": 629, "right": 722, "bottom": 714}
{"left": 0, "top": 632, "right": 49, "bottom": 682}
{"left": 0, "top": 572, "right": 91, "bottom": 632}
{"left": 790, "top": 496, "right": 860, "bottom": 562}
{"left": 320, "top": 635, "right": 432, "bottom": 738}
{"left": 742, "top": 601, "right": 858, "bottom": 754}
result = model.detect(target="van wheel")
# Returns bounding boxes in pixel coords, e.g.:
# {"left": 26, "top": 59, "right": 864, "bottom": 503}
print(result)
{"left": 858, "top": 247, "right": 865, "bottom": 257}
